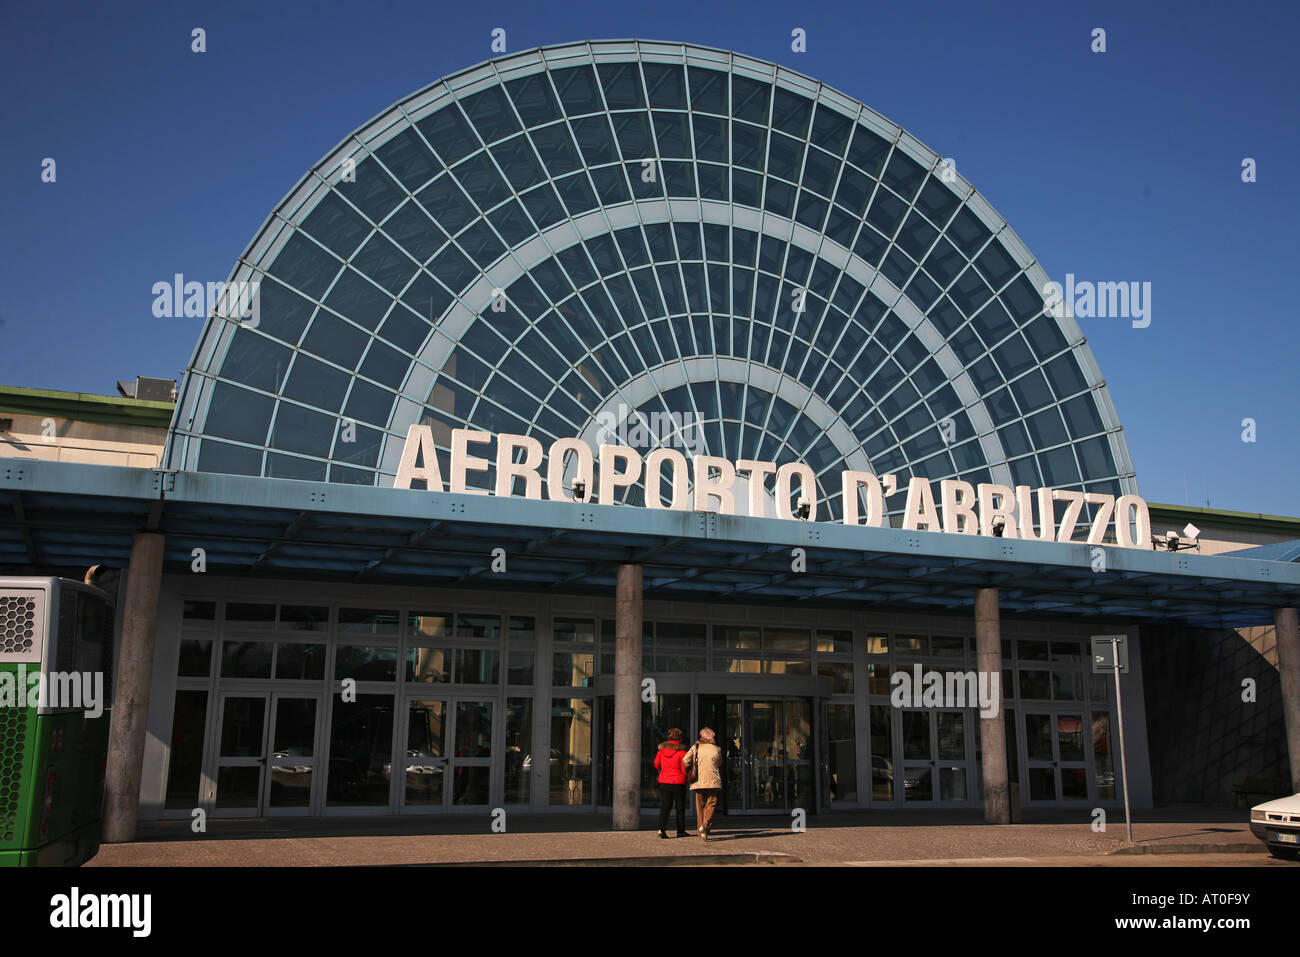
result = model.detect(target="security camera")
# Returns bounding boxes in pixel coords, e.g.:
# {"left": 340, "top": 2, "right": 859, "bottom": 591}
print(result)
{"left": 796, "top": 497, "right": 811, "bottom": 520}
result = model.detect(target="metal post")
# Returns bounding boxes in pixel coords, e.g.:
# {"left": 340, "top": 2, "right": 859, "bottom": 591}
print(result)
{"left": 612, "top": 564, "right": 643, "bottom": 829}
{"left": 1112, "top": 636, "right": 1133, "bottom": 844}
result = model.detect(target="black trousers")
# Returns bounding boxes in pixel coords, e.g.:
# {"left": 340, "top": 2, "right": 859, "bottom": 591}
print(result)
{"left": 658, "top": 783, "right": 687, "bottom": 833}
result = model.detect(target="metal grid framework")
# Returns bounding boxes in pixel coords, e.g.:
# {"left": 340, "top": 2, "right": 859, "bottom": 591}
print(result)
{"left": 168, "top": 40, "right": 1137, "bottom": 522}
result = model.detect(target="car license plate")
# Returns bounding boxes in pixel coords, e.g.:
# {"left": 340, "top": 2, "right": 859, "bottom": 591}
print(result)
{"left": 1276, "top": 833, "right": 1298, "bottom": 844}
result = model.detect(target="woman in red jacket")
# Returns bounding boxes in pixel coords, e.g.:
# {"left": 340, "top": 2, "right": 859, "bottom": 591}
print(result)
{"left": 653, "top": 728, "right": 689, "bottom": 838}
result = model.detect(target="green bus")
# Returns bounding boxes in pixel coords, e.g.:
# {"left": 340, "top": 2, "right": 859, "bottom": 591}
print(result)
{"left": 0, "top": 577, "right": 114, "bottom": 866}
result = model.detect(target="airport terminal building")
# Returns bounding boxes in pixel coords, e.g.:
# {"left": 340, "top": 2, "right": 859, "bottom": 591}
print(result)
{"left": 2, "top": 41, "right": 1298, "bottom": 832}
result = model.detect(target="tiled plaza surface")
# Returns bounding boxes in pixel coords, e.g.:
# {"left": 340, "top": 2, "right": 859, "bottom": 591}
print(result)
{"left": 84, "top": 807, "right": 1276, "bottom": 867}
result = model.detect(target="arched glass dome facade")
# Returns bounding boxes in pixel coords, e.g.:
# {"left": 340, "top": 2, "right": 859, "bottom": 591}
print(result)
{"left": 168, "top": 40, "right": 1137, "bottom": 522}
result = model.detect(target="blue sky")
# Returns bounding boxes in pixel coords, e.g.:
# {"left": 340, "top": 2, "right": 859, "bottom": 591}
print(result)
{"left": 1, "top": 0, "right": 1296, "bottom": 513}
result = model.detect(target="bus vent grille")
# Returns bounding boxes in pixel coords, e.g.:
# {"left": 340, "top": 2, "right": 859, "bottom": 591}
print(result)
{"left": 0, "top": 595, "right": 36, "bottom": 655}
{"left": 0, "top": 706, "right": 27, "bottom": 844}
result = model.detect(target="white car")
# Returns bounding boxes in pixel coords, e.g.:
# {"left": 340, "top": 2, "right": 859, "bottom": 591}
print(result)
{"left": 1250, "top": 792, "right": 1300, "bottom": 860}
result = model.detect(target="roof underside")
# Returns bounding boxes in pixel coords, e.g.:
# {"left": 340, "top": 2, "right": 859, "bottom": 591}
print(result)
{"left": 2, "top": 461, "right": 1296, "bottom": 629}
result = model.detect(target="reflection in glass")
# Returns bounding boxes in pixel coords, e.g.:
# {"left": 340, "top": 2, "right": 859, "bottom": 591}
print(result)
{"left": 221, "top": 641, "right": 273, "bottom": 679}
{"left": 407, "top": 646, "right": 450, "bottom": 682}
{"left": 936, "top": 711, "right": 965, "bottom": 760}
{"left": 216, "top": 766, "right": 261, "bottom": 809}
{"left": 338, "top": 607, "right": 399, "bottom": 634}
{"left": 454, "top": 648, "right": 499, "bottom": 684}
{"left": 550, "top": 698, "right": 592, "bottom": 805}
{"left": 827, "top": 703, "right": 856, "bottom": 801}
{"left": 455, "top": 701, "right": 493, "bottom": 757}
{"left": 1057, "top": 714, "right": 1085, "bottom": 760}
{"left": 409, "top": 612, "right": 452, "bottom": 638}
{"left": 405, "top": 700, "right": 446, "bottom": 806}
{"left": 1061, "top": 767, "right": 1087, "bottom": 801}
{"left": 1025, "top": 713, "right": 1053, "bottom": 761}
{"left": 505, "top": 698, "right": 532, "bottom": 804}
{"left": 902, "top": 711, "right": 931, "bottom": 760}
{"left": 1092, "top": 711, "right": 1115, "bottom": 800}
{"left": 276, "top": 643, "right": 326, "bottom": 680}
{"left": 327, "top": 694, "right": 394, "bottom": 806}
{"left": 273, "top": 698, "right": 316, "bottom": 755}
{"left": 178, "top": 639, "right": 212, "bottom": 677}
{"left": 553, "top": 651, "right": 594, "bottom": 686}
{"left": 870, "top": 705, "right": 893, "bottom": 801}
{"left": 456, "top": 614, "right": 501, "bottom": 639}
{"left": 220, "top": 696, "right": 266, "bottom": 757}
{"left": 939, "top": 766, "right": 966, "bottom": 800}
{"left": 165, "top": 690, "right": 207, "bottom": 809}
{"left": 334, "top": 645, "right": 398, "bottom": 681}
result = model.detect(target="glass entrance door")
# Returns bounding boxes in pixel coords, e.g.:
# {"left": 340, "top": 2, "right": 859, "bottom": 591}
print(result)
{"left": 214, "top": 692, "right": 320, "bottom": 815}
{"left": 723, "top": 698, "right": 814, "bottom": 814}
{"left": 898, "top": 709, "right": 971, "bottom": 804}
{"left": 401, "top": 698, "right": 494, "bottom": 809}
{"left": 1023, "top": 712, "right": 1091, "bottom": 804}
{"left": 264, "top": 694, "right": 320, "bottom": 814}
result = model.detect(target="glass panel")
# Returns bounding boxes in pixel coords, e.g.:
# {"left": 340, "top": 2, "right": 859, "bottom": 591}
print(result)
{"left": 931, "top": 637, "right": 963, "bottom": 657}
{"left": 717, "top": 657, "right": 761, "bottom": 674}
{"left": 509, "top": 616, "right": 536, "bottom": 640}
{"left": 279, "top": 605, "right": 328, "bottom": 632}
{"left": 327, "top": 694, "right": 394, "bottom": 806}
{"left": 454, "top": 701, "right": 493, "bottom": 759}
{"left": 406, "top": 646, "right": 450, "bottom": 683}
{"left": 338, "top": 608, "right": 399, "bottom": 635}
{"left": 276, "top": 643, "right": 326, "bottom": 680}
{"left": 272, "top": 698, "right": 316, "bottom": 756}
{"left": 1061, "top": 768, "right": 1088, "bottom": 801}
{"left": 452, "top": 766, "right": 490, "bottom": 805}
{"left": 1028, "top": 767, "right": 1056, "bottom": 801}
{"left": 816, "top": 629, "right": 852, "bottom": 654}
{"left": 903, "top": 766, "right": 932, "bottom": 802}
{"left": 225, "top": 602, "right": 275, "bottom": 629}
{"left": 1057, "top": 714, "right": 1085, "bottom": 761}
{"left": 939, "top": 766, "right": 966, "bottom": 801}
{"left": 765, "top": 659, "right": 811, "bottom": 675}
{"left": 178, "top": 639, "right": 212, "bottom": 677}
{"left": 866, "top": 662, "right": 891, "bottom": 695}
{"left": 1052, "top": 671, "right": 1081, "bottom": 701}
{"left": 936, "top": 711, "right": 965, "bottom": 760}
{"left": 504, "top": 698, "right": 532, "bottom": 804}
{"left": 748, "top": 701, "right": 782, "bottom": 809}
{"left": 1092, "top": 712, "right": 1115, "bottom": 800}
{"left": 655, "top": 621, "right": 706, "bottom": 647}
{"left": 1025, "top": 713, "right": 1053, "bottom": 761}
{"left": 334, "top": 645, "right": 398, "bottom": 682}
{"left": 902, "top": 711, "right": 931, "bottom": 760}
{"left": 818, "top": 662, "right": 853, "bottom": 693}
{"left": 640, "top": 694, "right": 691, "bottom": 806}
{"left": 507, "top": 650, "right": 534, "bottom": 684}
{"left": 405, "top": 700, "right": 447, "bottom": 807}
{"left": 553, "top": 617, "right": 595, "bottom": 643}
{"left": 764, "top": 628, "right": 810, "bottom": 651}
{"left": 550, "top": 698, "right": 593, "bottom": 805}
{"left": 454, "top": 648, "right": 499, "bottom": 684}
{"left": 164, "top": 690, "right": 207, "bottom": 809}
{"left": 220, "top": 696, "right": 265, "bottom": 757}
{"left": 552, "top": 652, "right": 594, "bottom": 687}
{"left": 1019, "top": 670, "right": 1051, "bottom": 699}
{"left": 894, "top": 634, "right": 927, "bottom": 654}
{"left": 1018, "top": 640, "right": 1049, "bottom": 661}
{"left": 221, "top": 641, "right": 272, "bottom": 679}
{"left": 865, "top": 635, "right": 889, "bottom": 655}
{"left": 456, "top": 614, "right": 501, "bottom": 639}
{"left": 827, "top": 703, "right": 856, "bottom": 802}
{"left": 409, "top": 612, "right": 452, "bottom": 638}
{"left": 183, "top": 600, "right": 216, "bottom": 623}
{"left": 716, "top": 625, "right": 759, "bottom": 649}
{"left": 216, "top": 767, "right": 261, "bottom": 809}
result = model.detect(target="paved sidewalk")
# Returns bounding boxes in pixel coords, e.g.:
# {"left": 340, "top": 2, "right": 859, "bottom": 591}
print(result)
{"left": 86, "top": 807, "right": 1269, "bottom": 867}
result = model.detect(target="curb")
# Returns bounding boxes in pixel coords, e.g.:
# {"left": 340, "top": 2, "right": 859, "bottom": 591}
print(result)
{"left": 1109, "top": 842, "right": 1264, "bottom": 856}
{"left": 411, "top": 852, "right": 800, "bottom": 867}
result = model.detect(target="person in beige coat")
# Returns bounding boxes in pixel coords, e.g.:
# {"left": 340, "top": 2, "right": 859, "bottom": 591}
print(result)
{"left": 683, "top": 727, "right": 724, "bottom": 840}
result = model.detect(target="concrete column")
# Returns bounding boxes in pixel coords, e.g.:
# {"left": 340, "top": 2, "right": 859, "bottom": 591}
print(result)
{"left": 613, "top": 564, "right": 643, "bottom": 830}
{"left": 975, "top": 587, "right": 1010, "bottom": 824}
{"left": 1274, "top": 607, "right": 1300, "bottom": 794}
{"left": 103, "top": 532, "right": 165, "bottom": 843}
